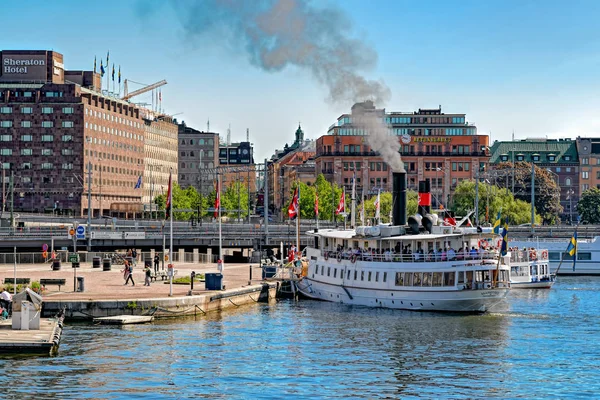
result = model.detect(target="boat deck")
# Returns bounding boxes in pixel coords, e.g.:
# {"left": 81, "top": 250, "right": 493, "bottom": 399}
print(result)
{"left": 0, "top": 316, "right": 64, "bottom": 356}
{"left": 93, "top": 315, "right": 154, "bottom": 325}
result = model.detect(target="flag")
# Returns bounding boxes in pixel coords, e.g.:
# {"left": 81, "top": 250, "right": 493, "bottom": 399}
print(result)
{"left": 314, "top": 190, "right": 319, "bottom": 217}
{"left": 493, "top": 210, "right": 502, "bottom": 234}
{"left": 165, "top": 172, "right": 172, "bottom": 220}
{"left": 111, "top": 64, "right": 115, "bottom": 81}
{"left": 566, "top": 231, "right": 578, "bottom": 270}
{"left": 134, "top": 176, "right": 142, "bottom": 189}
{"left": 288, "top": 187, "right": 299, "bottom": 220}
{"left": 214, "top": 179, "right": 220, "bottom": 218}
{"left": 100, "top": 60, "right": 105, "bottom": 77}
{"left": 335, "top": 188, "right": 345, "bottom": 215}
{"left": 94, "top": 56, "right": 96, "bottom": 73}
{"left": 159, "top": 89, "right": 162, "bottom": 102}
{"left": 500, "top": 218, "right": 509, "bottom": 256}
{"left": 106, "top": 51, "right": 109, "bottom": 67}
{"left": 374, "top": 189, "right": 381, "bottom": 220}
{"left": 118, "top": 65, "right": 121, "bottom": 84}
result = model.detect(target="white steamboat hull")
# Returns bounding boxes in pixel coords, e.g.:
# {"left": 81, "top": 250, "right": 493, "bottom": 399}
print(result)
{"left": 511, "top": 281, "right": 555, "bottom": 289}
{"left": 296, "top": 277, "right": 509, "bottom": 313}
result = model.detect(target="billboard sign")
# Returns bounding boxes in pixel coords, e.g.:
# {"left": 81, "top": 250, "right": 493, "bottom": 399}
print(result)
{"left": 1, "top": 53, "right": 47, "bottom": 81}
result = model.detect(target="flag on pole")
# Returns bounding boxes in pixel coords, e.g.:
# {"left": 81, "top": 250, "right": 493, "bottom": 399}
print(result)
{"left": 159, "top": 89, "right": 162, "bottom": 102}
{"left": 566, "top": 231, "right": 578, "bottom": 270}
{"left": 500, "top": 218, "right": 509, "bottom": 256}
{"left": 288, "top": 186, "right": 299, "bottom": 220}
{"left": 94, "top": 56, "right": 97, "bottom": 73}
{"left": 118, "top": 65, "right": 121, "bottom": 84}
{"left": 100, "top": 60, "right": 105, "bottom": 77}
{"left": 214, "top": 179, "right": 220, "bottom": 218}
{"left": 111, "top": 64, "right": 115, "bottom": 81}
{"left": 106, "top": 51, "right": 109, "bottom": 67}
{"left": 314, "top": 190, "right": 319, "bottom": 217}
{"left": 374, "top": 189, "right": 381, "bottom": 220}
{"left": 493, "top": 210, "right": 502, "bottom": 234}
{"left": 134, "top": 176, "right": 142, "bottom": 189}
{"left": 165, "top": 172, "right": 172, "bottom": 220}
{"left": 335, "top": 188, "right": 345, "bottom": 215}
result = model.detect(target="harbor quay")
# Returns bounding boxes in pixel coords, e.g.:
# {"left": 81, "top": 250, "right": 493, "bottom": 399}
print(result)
{"left": 0, "top": 260, "right": 277, "bottom": 321}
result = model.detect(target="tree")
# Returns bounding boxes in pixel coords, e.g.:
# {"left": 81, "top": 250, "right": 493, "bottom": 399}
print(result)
{"left": 221, "top": 181, "right": 249, "bottom": 219}
{"left": 493, "top": 162, "right": 562, "bottom": 224}
{"left": 452, "top": 180, "right": 541, "bottom": 225}
{"left": 577, "top": 187, "right": 600, "bottom": 224}
{"left": 357, "top": 190, "right": 417, "bottom": 224}
{"left": 154, "top": 182, "right": 198, "bottom": 221}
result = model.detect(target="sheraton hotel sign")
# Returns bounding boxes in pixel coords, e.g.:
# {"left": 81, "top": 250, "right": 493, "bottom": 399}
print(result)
{"left": 3, "top": 57, "right": 46, "bottom": 74}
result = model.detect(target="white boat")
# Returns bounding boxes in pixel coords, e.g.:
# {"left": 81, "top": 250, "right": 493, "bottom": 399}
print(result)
{"left": 509, "top": 236, "right": 598, "bottom": 275}
{"left": 506, "top": 248, "right": 556, "bottom": 289}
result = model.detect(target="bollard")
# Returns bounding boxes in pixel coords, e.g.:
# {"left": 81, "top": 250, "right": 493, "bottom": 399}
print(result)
{"left": 249, "top": 265, "right": 252, "bottom": 281}
{"left": 190, "top": 271, "right": 196, "bottom": 291}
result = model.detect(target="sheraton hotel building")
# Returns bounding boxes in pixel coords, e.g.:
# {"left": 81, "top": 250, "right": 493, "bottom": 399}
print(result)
{"left": 0, "top": 50, "right": 176, "bottom": 218}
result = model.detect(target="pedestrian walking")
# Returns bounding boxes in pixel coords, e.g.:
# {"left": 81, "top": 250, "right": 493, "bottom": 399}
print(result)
{"left": 144, "top": 265, "right": 152, "bottom": 286}
{"left": 121, "top": 260, "right": 130, "bottom": 284}
{"left": 124, "top": 261, "right": 135, "bottom": 286}
{"left": 154, "top": 254, "right": 160, "bottom": 273}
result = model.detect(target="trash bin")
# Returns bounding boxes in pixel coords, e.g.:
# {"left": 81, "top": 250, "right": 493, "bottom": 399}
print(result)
{"left": 72, "top": 262, "right": 80, "bottom": 269}
{"left": 77, "top": 276, "right": 85, "bottom": 292}
{"left": 205, "top": 273, "right": 223, "bottom": 290}
{"left": 92, "top": 256, "right": 101, "bottom": 268}
{"left": 103, "top": 258, "right": 111, "bottom": 271}
{"left": 262, "top": 266, "right": 277, "bottom": 280}
{"left": 52, "top": 259, "right": 61, "bottom": 271}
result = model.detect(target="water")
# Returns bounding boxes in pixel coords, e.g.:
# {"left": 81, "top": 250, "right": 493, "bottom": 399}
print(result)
{"left": 3, "top": 277, "right": 600, "bottom": 399}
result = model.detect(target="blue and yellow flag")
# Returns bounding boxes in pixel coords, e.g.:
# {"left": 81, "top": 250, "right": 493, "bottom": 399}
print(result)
{"left": 118, "top": 65, "right": 121, "bottom": 84}
{"left": 106, "top": 50, "right": 109, "bottom": 67}
{"left": 111, "top": 63, "right": 115, "bottom": 81}
{"left": 100, "top": 60, "right": 105, "bottom": 77}
{"left": 500, "top": 218, "right": 509, "bottom": 256}
{"left": 493, "top": 210, "right": 502, "bottom": 234}
{"left": 566, "top": 231, "right": 577, "bottom": 270}
{"left": 93, "top": 56, "right": 96, "bottom": 73}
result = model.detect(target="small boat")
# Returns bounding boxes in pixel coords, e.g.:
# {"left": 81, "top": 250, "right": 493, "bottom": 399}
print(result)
{"left": 507, "top": 247, "right": 555, "bottom": 289}
{"left": 295, "top": 174, "right": 511, "bottom": 313}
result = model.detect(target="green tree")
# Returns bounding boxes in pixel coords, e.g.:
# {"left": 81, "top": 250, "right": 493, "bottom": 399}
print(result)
{"left": 494, "top": 162, "right": 562, "bottom": 223}
{"left": 452, "top": 180, "right": 540, "bottom": 225}
{"left": 221, "top": 181, "right": 249, "bottom": 219}
{"left": 154, "top": 182, "right": 197, "bottom": 221}
{"left": 577, "top": 187, "right": 600, "bottom": 224}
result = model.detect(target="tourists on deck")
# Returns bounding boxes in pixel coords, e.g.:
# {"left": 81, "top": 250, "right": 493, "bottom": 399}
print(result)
{"left": 0, "top": 288, "right": 12, "bottom": 315}
{"left": 447, "top": 247, "right": 456, "bottom": 261}
{"left": 143, "top": 264, "right": 152, "bottom": 286}
{"left": 470, "top": 246, "right": 478, "bottom": 258}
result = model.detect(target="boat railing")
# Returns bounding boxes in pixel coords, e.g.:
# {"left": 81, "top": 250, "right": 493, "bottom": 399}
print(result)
{"left": 321, "top": 249, "right": 499, "bottom": 263}
{"left": 508, "top": 248, "right": 549, "bottom": 263}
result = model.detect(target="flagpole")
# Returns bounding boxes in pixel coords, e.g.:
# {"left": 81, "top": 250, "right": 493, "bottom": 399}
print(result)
{"left": 377, "top": 189, "right": 381, "bottom": 225}
{"left": 296, "top": 181, "right": 300, "bottom": 258}
{"left": 351, "top": 170, "right": 356, "bottom": 229}
{"left": 218, "top": 171, "right": 223, "bottom": 278}
{"left": 169, "top": 169, "right": 173, "bottom": 296}
{"left": 555, "top": 224, "right": 579, "bottom": 275}
{"left": 315, "top": 190, "right": 319, "bottom": 230}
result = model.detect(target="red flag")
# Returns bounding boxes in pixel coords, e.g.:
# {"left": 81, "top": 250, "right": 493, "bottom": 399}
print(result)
{"left": 314, "top": 191, "right": 319, "bottom": 217}
{"left": 288, "top": 187, "right": 299, "bottom": 220}
{"left": 165, "top": 172, "right": 172, "bottom": 220}
{"left": 214, "top": 180, "right": 220, "bottom": 218}
{"left": 335, "top": 188, "right": 345, "bottom": 215}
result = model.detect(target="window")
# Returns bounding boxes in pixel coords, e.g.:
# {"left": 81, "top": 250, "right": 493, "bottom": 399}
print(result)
{"left": 583, "top": 171, "right": 589, "bottom": 179}
{"left": 62, "top": 149, "right": 74, "bottom": 155}
{"left": 21, "top": 162, "right": 31, "bottom": 169}
{"left": 566, "top": 178, "right": 572, "bottom": 186}
{"left": 41, "top": 135, "right": 54, "bottom": 142}
{"left": 452, "top": 162, "right": 457, "bottom": 171}
{"left": 548, "top": 155, "right": 556, "bottom": 161}
{"left": 517, "top": 155, "right": 524, "bottom": 161}
{"left": 21, "top": 121, "right": 31, "bottom": 128}
{"left": 564, "top": 156, "right": 571, "bottom": 161}
{"left": 533, "top": 155, "right": 540, "bottom": 161}
{"left": 21, "top": 135, "right": 32, "bottom": 142}
{"left": 41, "top": 121, "right": 54, "bottom": 128}
{"left": 41, "top": 107, "right": 53, "bottom": 114}
{"left": 62, "top": 121, "right": 74, "bottom": 128}
{"left": 582, "top": 184, "right": 589, "bottom": 191}
{"left": 62, "top": 135, "right": 73, "bottom": 142}
{"left": 62, "top": 107, "right": 74, "bottom": 114}
{"left": 368, "top": 271, "right": 372, "bottom": 281}
{"left": 0, "top": 107, "right": 11, "bottom": 114}
{"left": 0, "top": 135, "right": 11, "bottom": 142}
{"left": 556, "top": 167, "right": 561, "bottom": 173}
{"left": 21, "top": 177, "right": 31, "bottom": 184}
{"left": 21, "top": 107, "right": 32, "bottom": 114}
{"left": 395, "top": 272, "right": 404, "bottom": 286}
{"left": 383, "top": 272, "right": 387, "bottom": 282}
{"left": 0, "top": 149, "right": 12, "bottom": 156}
{"left": 582, "top": 157, "right": 589, "bottom": 165}
{"left": 41, "top": 163, "right": 53, "bottom": 169}
{"left": 0, "top": 121, "right": 12, "bottom": 128}
{"left": 62, "top": 163, "right": 73, "bottom": 170}
{"left": 500, "top": 155, "right": 508, "bottom": 161}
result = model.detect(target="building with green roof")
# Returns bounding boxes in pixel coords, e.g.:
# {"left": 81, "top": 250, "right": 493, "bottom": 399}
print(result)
{"left": 489, "top": 138, "right": 579, "bottom": 223}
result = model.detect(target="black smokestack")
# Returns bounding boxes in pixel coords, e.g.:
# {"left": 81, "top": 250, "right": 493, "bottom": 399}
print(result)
{"left": 418, "top": 180, "right": 431, "bottom": 216}
{"left": 393, "top": 171, "right": 407, "bottom": 226}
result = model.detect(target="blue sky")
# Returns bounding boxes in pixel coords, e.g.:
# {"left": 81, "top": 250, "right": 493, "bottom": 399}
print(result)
{"left": 2, "top": 0, "right": 600, "bottom": 160}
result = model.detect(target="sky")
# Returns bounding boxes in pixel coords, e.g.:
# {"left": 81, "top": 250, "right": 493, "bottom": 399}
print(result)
{"left": 2, "top": 0, "right": 600, "bottom": 161}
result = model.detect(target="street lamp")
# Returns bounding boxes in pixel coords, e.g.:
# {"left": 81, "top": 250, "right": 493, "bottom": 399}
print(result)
{"left": 99, "top": 160, "right": 103, "bottom": 218}
{"left": 567, "top": 188, "right": 575, "bottom": 224}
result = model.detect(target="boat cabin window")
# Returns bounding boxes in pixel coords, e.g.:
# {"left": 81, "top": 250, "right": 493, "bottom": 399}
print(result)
{"left": 432, "top": 272, "right": 442, "bottom": 286}
{"left": 413, "top": 272, "right": 422, "bottom": 286}
{"left": 530, "top": 265, "right": 538, "bottom": 276}
{"left": 395, "top": 272, "right": 404, "bottom": 286}
{"left": 422, "top": 272, "right": 432, "bottom": 286}
{"left": 578, "top": 252, "right": 591, "bottom": 261}
{"left": 354, "top": 270, "right": 358, "bottom": 280}
{"left": 368, "top": 272, "right": 372, "bottom": 282}
{"left": 457, "top": 271, "right": 465, "bottom": 284}
{"left": 347, "top": 270, "right": 351, "bottom": 279}
{"left": 375, "top": 272, "right": 379, "bottom": 282}
{"left": 327, "top": 267, "right": 331, "bottom": 277}
{"left": 361, "top": 271, "right": 365, "bottom": 281}
{"left": 548, "top": 252, "right": 560, "bottom": 261}
{"left": 334, "top": 268, "right": 337, "bottom": 278}
{"left": 444, "top": 272, "right": 455, "bottom": 286}
{"left": 383, "top": 272, "right": 387, "bottom": 283}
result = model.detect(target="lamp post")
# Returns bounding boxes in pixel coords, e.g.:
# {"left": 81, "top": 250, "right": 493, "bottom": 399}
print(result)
{"left": 99, "top": 160, "right": 103, "bottom": 218}
{"left": 567, "top": 188, "right": 575, "bottom": 224}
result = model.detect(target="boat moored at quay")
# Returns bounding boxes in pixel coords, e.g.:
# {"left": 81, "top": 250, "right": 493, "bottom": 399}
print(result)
{"left": 506, "top": 247, "right": 555, "bottom": 289}
{"left": 296, "top": 173, "right": 512, "bottom": 313}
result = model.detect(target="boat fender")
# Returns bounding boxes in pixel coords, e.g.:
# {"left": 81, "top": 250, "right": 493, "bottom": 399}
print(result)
{"left": 337, "top": 252, "right": 342, "bottom": 262}
{"left": 324, "top": 252, "right": 329, "bottom": 261}
{"left": 351, "top": 254, "right": 357, "bottom": 263}
{"left": 541, "top": 250, "right": 548, "bottom": 259}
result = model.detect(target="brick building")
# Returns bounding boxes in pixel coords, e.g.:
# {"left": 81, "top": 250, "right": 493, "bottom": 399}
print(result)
{"left": 315, "top": 101, "right": 489, "bottom": 208}
{"left": 177, "top": 122, "right": 219, "bottom": 197}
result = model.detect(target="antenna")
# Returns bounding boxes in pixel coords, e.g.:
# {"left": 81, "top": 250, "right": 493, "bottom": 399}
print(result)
{"left": 207, "top": 118, "right": 210, "bottom": 133}
{"left": 246, "top": 128, "right": 249, "bottom": 142}
{"left": 227, "top": 124, "right": 231, "bottom": 146}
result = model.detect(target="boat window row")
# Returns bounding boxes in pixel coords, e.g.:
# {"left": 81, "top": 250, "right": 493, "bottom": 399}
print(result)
{"left": 548, "top": 252, "right": 591, "bottom": 261}
{"left": 316, "top": 265, "right": 388, "bottom": 283}
{"left": 511, "top": 264, "right": 549, "bottom": 276}
{"left": 323, "top": 249, "right": 497, "bottom": 263}
{"left": 395, "top": 272, "right": 455, "bottom": 287}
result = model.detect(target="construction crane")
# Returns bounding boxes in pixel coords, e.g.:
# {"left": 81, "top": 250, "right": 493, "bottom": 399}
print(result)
{"left": 122, "top": 79, "right": 167, "bottom": 101}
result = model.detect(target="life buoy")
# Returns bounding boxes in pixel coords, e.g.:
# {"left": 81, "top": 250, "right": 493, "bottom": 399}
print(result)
{"left": 541, "top": 250, "right": 548, "bottom": 260}
{"left": 337, "top": 252, "right": 342, "bottom": 262}
{"left": 496, "top": 239, "right": 502, "bottom": 249}
{"left": 478, "top": 239, "right": 488, "bottom": 249}
{"left": 324, "top": 252, "right": 329, "bottom": 261}
{"left": 351, "top": 254, "right": 357, "bottom": 263}
{"left": 529, "top": 250, "right": 537, "bottom": 260}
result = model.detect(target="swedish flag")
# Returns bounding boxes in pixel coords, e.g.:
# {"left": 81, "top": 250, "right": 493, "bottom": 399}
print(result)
{"left": 500, "top": 219, "right": 509, "bottom": 256}
{"left": 566, "top": 232, "right": 577, "bottom": 270}
{"left": 493, "top": 211, "right": 502, "bottom": 234}
{"left": 100, "top": 60, "right": 105, "bottom": 77}
{"left": 94, "top": 56, "right": 96, "bottom": 73}
{"left": 112, "top": 64, "right": 115, "bottom": 81}
{"left": 118, "top": 65, "right": 121, "bottom": 84}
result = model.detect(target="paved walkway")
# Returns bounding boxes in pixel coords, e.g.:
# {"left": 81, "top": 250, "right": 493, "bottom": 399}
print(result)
{"left": 0, "top": 261, "right": 260, "bottom": 301}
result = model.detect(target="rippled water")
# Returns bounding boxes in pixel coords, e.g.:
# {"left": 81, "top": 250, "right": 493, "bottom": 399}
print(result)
{"left": 3, "top": 277, "right": 600, "bottom": 399}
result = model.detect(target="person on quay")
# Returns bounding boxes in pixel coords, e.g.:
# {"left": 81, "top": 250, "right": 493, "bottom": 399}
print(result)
{"left": 154, "top": 254, "right": 160, "bottom": 273}
{"left": 144, "top": 264, "right": 152, "bottom": 286}
{"left": 0, "top": 288, "right": 12, "bottom": 315}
